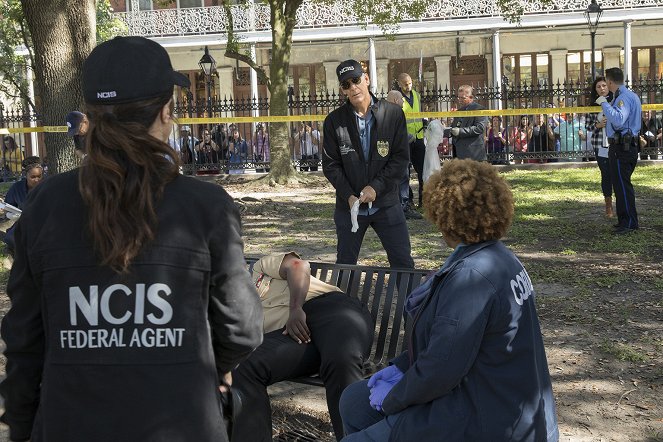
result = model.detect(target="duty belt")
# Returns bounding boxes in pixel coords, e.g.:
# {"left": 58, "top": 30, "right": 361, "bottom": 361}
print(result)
{"left": 608, "top": 137, "right": 638, "bottom": 146}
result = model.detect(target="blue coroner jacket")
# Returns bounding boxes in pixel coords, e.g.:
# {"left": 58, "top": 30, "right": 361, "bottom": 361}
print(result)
{"left": 383, "top": 241, "right": 559, "bottom": 442}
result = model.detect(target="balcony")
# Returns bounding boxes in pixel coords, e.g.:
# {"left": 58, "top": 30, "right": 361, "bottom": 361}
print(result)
{"left": 113, "top": 0, "right": 663, "bottom": 39}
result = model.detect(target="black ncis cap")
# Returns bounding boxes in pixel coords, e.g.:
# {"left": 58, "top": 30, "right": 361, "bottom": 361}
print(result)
{"left": 336, "top": 59, "right": 364, "bottom": 83}
{"left": 82, "top": 36, "right": 190, "bottom": 105}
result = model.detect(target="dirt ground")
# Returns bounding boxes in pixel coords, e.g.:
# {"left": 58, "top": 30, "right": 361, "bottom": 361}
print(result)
{"left": 223, "top": 173, "right": 663, "bottom": 442}
{"left": 0, "top": 171, "right": 660, "bottom": 442}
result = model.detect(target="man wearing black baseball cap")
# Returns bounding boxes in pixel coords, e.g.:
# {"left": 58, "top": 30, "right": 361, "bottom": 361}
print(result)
{"left": 66, "top": 110, "right": 89, "bottom": 159}
{"left": 322, "top": 59, "right": 414, "bottom": 269}
{"left": 0, "top": 36, "right": 263, "bottom": 442}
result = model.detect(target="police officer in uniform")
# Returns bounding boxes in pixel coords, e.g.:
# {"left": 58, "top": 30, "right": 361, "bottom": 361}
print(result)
{"left": 322, "top": 60, "right": 414, "bottom": 269}
{"left": 596, "top": 67, "right": 641, "bottom": 234}
{"left": 66, "top": 110, "right": 89, "bottom": 159}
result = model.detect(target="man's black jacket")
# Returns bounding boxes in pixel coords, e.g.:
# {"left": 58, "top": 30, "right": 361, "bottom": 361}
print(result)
{"left": 322, "top": 97, "right": 410, "bottom": 210}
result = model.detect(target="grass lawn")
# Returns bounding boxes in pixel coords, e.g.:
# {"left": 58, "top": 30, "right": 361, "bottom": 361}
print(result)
{"left": 0, "top": 164, "right": 661, "bottom": 441}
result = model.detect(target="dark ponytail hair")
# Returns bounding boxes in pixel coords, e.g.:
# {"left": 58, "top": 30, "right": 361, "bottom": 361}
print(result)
{"left": 589, "top": 76, "right": 613, "bottom": 105}
{"left": 79, "top": 92, "right": 180, "bottom": 273}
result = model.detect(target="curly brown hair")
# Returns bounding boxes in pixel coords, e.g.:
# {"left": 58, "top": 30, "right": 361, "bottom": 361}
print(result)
{"left": 423, "top": 159, "right": 514, "bottom": 244}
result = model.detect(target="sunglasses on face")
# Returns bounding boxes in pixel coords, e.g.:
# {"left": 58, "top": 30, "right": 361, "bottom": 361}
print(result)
{"left": 340, "top": 76, "right": 362, "bottom": 90}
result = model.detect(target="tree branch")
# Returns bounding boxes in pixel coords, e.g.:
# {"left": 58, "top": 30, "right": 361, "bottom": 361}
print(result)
{"left": 220, "top": 0, "right": 271, "bottom": 90}
{"left": 18, "top": 16, "right": 34, "bottom": 73}
{"left": 8, "top": 74, "right": 35, "bottom": 110}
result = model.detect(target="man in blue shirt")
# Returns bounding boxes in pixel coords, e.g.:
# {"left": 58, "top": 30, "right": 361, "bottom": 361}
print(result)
{"left": 596, "top": 67, "right": 641, "bottom": 234}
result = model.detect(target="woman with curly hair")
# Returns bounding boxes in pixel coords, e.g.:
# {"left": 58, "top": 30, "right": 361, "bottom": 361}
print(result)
{"left": 339, "top": 159, "right": 559, "bottom": 442}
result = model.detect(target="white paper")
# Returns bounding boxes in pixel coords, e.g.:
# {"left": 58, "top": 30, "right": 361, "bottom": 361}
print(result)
{"left": 598, "top": 147, "right": 609, "bottom": 158}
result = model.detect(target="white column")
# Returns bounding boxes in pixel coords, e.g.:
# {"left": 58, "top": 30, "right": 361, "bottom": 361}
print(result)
{"left": 375, "top": 59, "right": 390, "bottom": 94}
{"left": 549, "top": 49, "right": 567, "bottom": 85}
{"left": 217, "top": 66, "right": 234, "bottom": 104}
{"left": 248, "top": 0, "right": 258, "bottom": 124}
{"left": 249, "top": 44, "right": 259, "bottom": 123}
{"left": 433, "top": 55, "right": 451, "bottom": 90}
{"left": 25, "top": 63, "right": 38, "bottom": 156}
{"left": 492, "top": 31, "right": 502, "bottom": 110}
{"left": 433, "top": 55, "right": 451, "bottom": 112}
{"left": 624, "top": 21, "right": 633, "bottom": 82}
{"left": 368, "top": 38, "right": 377, "bottom": 94}
{"left": 603, "top": 47, "right": 621, "bottom": 72}
{"left": 323, "top": 61, "right": 339, "bottom": 94}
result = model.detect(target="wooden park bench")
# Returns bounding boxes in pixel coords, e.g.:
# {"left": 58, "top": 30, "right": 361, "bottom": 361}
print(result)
{"left": 246, "top": 257, "right": 431, "bottom": 386}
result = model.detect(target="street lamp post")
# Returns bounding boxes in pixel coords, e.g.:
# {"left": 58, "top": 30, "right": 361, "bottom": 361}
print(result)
{"left": 584, "top": 0, "right": 603, "bottom": 81}
{"left": 198, "top": 46, "right": 217, "bottom": 118}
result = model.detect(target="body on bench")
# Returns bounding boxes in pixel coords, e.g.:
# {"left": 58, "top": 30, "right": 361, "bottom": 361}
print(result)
{"left": 246, "top": 257, "right": 430, "bottom": 386}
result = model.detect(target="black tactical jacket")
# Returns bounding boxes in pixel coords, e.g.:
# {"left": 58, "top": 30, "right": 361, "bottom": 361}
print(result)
{"left": 322, "top": 97, "right": 410, "bottom": 210}
{"left": 0, "top": 169, "right": 263, "bottom": 442}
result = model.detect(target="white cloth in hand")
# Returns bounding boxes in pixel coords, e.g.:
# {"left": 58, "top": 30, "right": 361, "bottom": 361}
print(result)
{"left": 595, "top": 96, "right": 608, "bottom": 105}
{"left": 423, "top": 119, "right": 444, "bottom": 183}
{"left": 450, "top": 127, "right": 460, "bottom": 137}
{"left": 360, "top": 191, "right": 372, "bottom": 210}
{"left": 350, "top": 199, "right": 360, "bottom": 233}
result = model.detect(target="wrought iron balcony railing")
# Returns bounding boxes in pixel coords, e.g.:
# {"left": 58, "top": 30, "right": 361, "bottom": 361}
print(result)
{"left": 113, "top": 0, "right": 663, "bottom": 38}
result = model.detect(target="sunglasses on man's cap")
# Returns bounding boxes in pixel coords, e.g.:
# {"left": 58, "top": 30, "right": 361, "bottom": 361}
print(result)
{"left": 340, "top": 76, "right": 362, "bottom": 90}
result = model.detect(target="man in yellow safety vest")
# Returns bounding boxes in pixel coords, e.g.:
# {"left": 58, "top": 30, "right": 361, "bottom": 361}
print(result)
{"left": 397, "top": 73, "right": 426, "bottom": 210}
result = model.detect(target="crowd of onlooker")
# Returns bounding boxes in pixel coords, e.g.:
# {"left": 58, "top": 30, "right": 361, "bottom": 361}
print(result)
{"left": 170, "top": 123, "right": 270, "bottom": 173}
{"left": 166, "top": 108, "right": 661, "bottom": 172}
{"left": 479, "top": 108, "right": 661, "bottom": 164}
{"left": 168, "top": 120, "right": 324, "bottom": 173}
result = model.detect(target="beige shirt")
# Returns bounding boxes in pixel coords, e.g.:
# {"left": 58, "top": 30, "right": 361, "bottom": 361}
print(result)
{"left": 251, "top": 252, "right": 342, "bottom": 333}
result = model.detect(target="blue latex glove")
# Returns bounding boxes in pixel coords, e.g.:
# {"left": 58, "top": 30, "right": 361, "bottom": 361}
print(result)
{"left": 367, "top": 365, "right": 404, "bottom": 411}
{"left": 368, "top": 365, "right": 403, "bottom": 388}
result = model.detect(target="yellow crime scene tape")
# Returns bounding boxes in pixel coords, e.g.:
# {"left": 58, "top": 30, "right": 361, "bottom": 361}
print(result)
{"left": 0, "top": 126, "right": 68, "bottom": 134}
{"left": 3, "top": 104, "right": 663, "bottom": 134}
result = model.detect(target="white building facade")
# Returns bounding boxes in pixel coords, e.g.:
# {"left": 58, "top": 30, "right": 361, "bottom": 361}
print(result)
{"left": 110, "top": 0, "right": 663, "bottom": 106}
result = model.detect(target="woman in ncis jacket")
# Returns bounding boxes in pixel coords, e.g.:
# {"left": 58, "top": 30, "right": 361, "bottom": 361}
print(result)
{"left": 339, "top": 159, "right": 559, "bottom": 442}
{"left": 0, "top": 37, "right": 263, "bottom": 442}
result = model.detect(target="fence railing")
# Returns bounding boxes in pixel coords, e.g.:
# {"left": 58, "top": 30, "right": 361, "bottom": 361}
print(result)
{"left": 2, "top": 78, "right": 662, "bottom": 178}
{"left": 169, "top": 78, "right": 663, "bottom": 173}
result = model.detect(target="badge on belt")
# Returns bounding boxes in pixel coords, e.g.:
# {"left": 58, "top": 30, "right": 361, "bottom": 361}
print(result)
{"left": 376, "top": 140, "right": 390, "bottom": 157}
